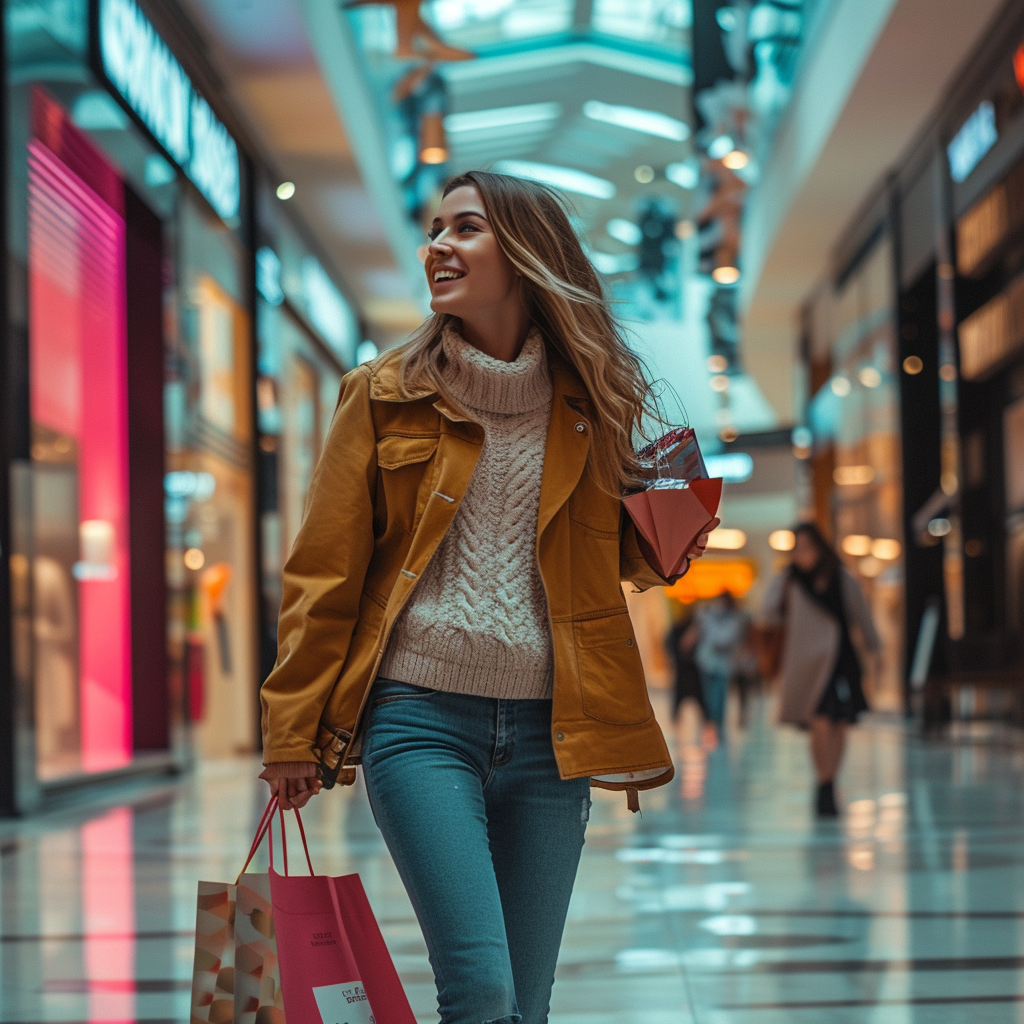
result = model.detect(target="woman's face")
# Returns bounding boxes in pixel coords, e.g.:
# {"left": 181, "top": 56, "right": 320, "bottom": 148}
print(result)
{"left": 791, "top": 531, "right": 820, "bottom": 572}
{"left": 425, "top": 186, "right": 522, "bottom": 318}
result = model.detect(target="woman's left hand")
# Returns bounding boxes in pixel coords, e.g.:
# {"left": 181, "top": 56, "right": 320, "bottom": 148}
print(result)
{"left": 688, "top": 517, "right": 720, "bottom": 561}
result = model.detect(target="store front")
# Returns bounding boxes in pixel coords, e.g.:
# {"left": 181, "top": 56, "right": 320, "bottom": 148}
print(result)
{"left": 802, "top": 227, "right": 906, "bottom": 713}
{"left": 252, "top": 191, "right": 357, "bottom": 681}
{"left": 0, "top": 0, "right": 358, "bottom": 812}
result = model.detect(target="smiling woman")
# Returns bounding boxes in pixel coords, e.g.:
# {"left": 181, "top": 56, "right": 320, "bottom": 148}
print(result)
{"left": 259, "top": 169, "right": 715, "bottom": 1024}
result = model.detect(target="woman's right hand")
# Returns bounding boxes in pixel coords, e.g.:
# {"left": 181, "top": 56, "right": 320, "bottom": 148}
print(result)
{"left": 271, "top": 774, "right": 322, "bottom": 811}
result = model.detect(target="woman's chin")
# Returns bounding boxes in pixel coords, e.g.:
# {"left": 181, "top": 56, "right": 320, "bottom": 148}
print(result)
{"left": 429, "top": 296, "right": 463, "bottom": 316}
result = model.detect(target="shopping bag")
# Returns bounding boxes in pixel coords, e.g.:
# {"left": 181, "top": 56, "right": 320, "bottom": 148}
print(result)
{"left": 624, "top": 426, "right": 722, "bottom": 578}
{"left": 269, "top": 803, "right": 417, "bottom": 1024}
{"left": 190, "top": 798, "right": 286, "bottom": 1024}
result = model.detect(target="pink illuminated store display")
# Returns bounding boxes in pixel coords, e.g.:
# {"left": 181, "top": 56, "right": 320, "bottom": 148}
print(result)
{"left": 28, "top": 89, "right": 132, "bottom": 777}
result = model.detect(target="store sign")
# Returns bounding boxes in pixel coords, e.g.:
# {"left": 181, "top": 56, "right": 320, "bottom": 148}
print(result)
{"left": 98, "top": 0, "right": 240, "bottom": 220}
{"left": 301, "top": 256, "right": 357, "bottom": 365}
{"left": 256, "top": 247, "right": 284, "bottom": 306}
{"left": 948, "top": 101, "right": 998, "bottom": 184}
{"left": 958, "top": 271, "right": 1024, "bottom": 379}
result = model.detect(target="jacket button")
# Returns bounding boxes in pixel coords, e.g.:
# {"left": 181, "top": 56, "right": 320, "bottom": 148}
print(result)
{"left": 626, "top": 638, "right": 634, "bottom": 647}
{"left": 556, "top": 732, "right": 565, "bottom": 741}
{"left": 575, "top": 422, "right": 587, "bottom": 433}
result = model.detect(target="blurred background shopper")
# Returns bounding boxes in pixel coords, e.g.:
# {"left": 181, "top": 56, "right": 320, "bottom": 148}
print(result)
{"left": 692, "top": 591, "right": 746, "bottom": 743}
{"left": 258, "top": 171, "right": 712, "bottom": 1024}
{"left": 764, "top": 523, "right": 881, "bottom": 818}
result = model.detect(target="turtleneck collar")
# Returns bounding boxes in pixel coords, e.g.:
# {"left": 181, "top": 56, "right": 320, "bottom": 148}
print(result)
{"left": 441, "top": 323, "right": 552, "bottom": 415}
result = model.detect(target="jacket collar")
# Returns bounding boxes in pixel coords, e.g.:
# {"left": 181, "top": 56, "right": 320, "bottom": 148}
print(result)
{"left": 368, "top": 344, "right": 590, "bottom": 421}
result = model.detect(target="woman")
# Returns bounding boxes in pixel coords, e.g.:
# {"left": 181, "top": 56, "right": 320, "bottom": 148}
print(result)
{"left": 692, "top": 591, "right": 746, "bottom": 742}
{"left": 764, "top": 523, "right": 881, "bottom": 817}
{"left": 258, "top": 171, "right": 714, "bottom": 1024}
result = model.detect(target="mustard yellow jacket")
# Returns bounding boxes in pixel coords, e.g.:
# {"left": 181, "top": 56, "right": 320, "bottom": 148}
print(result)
{"left": 260, "top": 347, "right": 675, "bottom": 795}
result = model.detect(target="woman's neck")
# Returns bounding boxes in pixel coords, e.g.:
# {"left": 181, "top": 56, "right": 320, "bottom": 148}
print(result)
{"left": 458, "top": 305, "right": 531, "bottom": 363}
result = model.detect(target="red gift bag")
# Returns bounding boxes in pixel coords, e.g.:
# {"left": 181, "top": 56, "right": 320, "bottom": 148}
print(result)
{"left": 261, "top": 799, "right": 417, "bottom": 1024}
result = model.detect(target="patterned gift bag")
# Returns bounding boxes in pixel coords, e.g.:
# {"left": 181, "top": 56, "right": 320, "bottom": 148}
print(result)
{"left": 190, "top": 882, "right": 237, "bottom": 1023}
{"left": 191, "top": 801, "right": 283, "bottom": 1024}
{"left": 234, "top": 873, "right": 285, "bottom": 1023}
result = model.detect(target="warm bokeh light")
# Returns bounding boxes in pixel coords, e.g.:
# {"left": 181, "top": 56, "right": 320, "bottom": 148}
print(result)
{"left": 634, "top": 164, "right": 655, "bottom": 183}
{"left": 841, "top": 534, "right": 872, "bottom": 557}
{"left": 722, "top": 149, "right": 749, "bottom": 169}
{"left": 706, "top": 528, "right": 747, "bottom": 550}
{"left": 833, "top": 464, "right": 875, "bottom": 486}
{"left": 769, "top": 529, "right": 795, "bottom": 551}
{"left": 275, "top": 181, "right": 295, "bottom": 200}
{"left": 939, "top": 363, "right": 957, "bottom": 381}
{"left": 710, "top": 374, "right": 730, "bottom": 392}
{"left": 871, "top": 538, "right": 901, "bottom": 560}
{"left": 420, "top": 146, "right": 448, "bottom": 164}
{"left": 712, "top": 265, "right": 740, "bottom": 285}
{"left": 830, "top": 375, "right": 851, "bottom": 396}
{"left": 903, "top": 355, "right": 923, "bottom": 374}
{"left": 707, "top": 354, "right": 728, "bottom": 373}
{"left": 859, "top": 554, "right": 883, "bottom": 577}
{"left": 858, "top": 366, "right": 882, "bottom": 387}
{"left": 183, "top": 547, "right": 205, "bottom": 571}
{"left": 664, "top": 559, "right": 756, "bottom": 602}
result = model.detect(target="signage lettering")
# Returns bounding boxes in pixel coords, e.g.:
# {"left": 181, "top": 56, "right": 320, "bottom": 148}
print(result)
{"left": 948, "top": 100, "right": 998, "bottom": 184}
{"left": 99, "top": 0, "right": 240, "bottom": 220}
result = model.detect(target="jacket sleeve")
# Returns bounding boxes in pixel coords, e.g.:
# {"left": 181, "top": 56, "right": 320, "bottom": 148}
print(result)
{"left": 841, "top": 568, "right": 883, "bottom": 654}
{"left": 260, "top": 367, "right": 378, "bottom": 764}
{"left": 619, "top": 512, "right": 677, "bottom": 591}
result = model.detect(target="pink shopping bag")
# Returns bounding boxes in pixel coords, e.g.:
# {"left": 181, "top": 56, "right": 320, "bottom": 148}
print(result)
{"left": 262, "top": 798, "right": 418, "bottom": 1024}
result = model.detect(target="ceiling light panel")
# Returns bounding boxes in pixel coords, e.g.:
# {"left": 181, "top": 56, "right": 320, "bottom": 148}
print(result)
{"left": 591, "top": 0, "right": 692, "bottom": 47}
{"left": 444, "top": 102, "right": 561, "bottom": 133}
{"left": 493, "top": 160, "right": 616, "bottom": 199}
{"left": 583, "top": 100, "right": 690, "bottom": 141}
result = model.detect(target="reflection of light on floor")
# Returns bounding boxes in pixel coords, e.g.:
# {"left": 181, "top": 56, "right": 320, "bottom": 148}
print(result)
{"left": 615, "top": 948, "right": 683, "bottom": 972}
{"left": 699, "top": 914, "right": 757, "bottom": 936}
{"left": 615, "top": 847, "right": 730, "bottom": 864}
{"left": 847, "top": 844, "right": 875, "bottom": 871}
{"left": 82, "top": 807, "right": 136, "bottom": 1023}
{"left": 617, "top": 881, "right": 750, "bottom": 912}
{"left": 680, "top": 744, "right": 707, "bottom": 800}
{"left": 844, "top": 792, "right": 906, "bottom": 868}
{"left": 952, "top": 829, "right": 970, "bottom": 872}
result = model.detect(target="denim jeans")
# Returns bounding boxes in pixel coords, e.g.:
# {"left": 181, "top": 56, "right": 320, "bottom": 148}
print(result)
{"left": 361, "top": 678, "right": 591, "bottom": 1024}
{"left": 702, "top": 671, "right": 730, "bottom": 731}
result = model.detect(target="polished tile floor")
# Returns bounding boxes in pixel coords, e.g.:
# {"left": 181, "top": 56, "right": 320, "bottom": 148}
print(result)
{"left": 4, "top": 693, "right": 1024, "bottom": 1022}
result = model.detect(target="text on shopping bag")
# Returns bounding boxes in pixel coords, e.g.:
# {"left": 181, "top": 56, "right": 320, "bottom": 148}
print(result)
{"left": 313, "top": 980, "right": 375, "bottom": 1024}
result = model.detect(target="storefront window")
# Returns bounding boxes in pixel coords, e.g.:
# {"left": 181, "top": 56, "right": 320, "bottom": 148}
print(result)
{"left": 808, "top": 235, "right": 905, "bottom": 711}
{"left": 27, "top": 91, "right": 132, "bottom": 778}
{"left": 166, "top": 195, "right": 256, "bottom": 759}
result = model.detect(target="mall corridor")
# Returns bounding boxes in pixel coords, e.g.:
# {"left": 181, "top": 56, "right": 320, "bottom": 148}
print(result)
{"left": 3, "top": 696, "right": 1024, "bottom": 1023}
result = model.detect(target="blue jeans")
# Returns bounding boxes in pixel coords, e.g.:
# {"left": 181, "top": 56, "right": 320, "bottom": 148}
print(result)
{"left": 361, "top": 678, "right": 591, "bottom": 1024}
{"left": 702, "top": 671, "right": 729, "bottom": 731}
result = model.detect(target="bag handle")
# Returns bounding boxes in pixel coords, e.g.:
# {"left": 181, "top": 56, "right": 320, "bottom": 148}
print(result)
{"left": 236, "top": 795, "right": 315, "bottom": 882}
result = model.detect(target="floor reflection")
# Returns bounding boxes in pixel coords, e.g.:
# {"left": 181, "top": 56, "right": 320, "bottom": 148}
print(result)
{"left": 4, "top": 694, "right": 1024, "bottom": 1021}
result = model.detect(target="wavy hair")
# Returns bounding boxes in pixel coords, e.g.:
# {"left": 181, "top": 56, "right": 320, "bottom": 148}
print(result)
{"left": 399, "top": 170, "right": 664, "bottom": 495}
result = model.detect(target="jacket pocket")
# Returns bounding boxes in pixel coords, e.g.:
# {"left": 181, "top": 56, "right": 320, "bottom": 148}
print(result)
{"left": 376, "top": 434, "right": 439, "bottom": 469}
{"left": 574, "top": 612, "right": 652, "bottom": 726}
{"left": 376, "top": 434, "right": 440, "bottom": 534}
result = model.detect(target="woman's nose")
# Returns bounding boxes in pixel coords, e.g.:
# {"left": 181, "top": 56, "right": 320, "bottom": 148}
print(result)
{"left": 428, "top": 226, "right": 452, "bottom": 257}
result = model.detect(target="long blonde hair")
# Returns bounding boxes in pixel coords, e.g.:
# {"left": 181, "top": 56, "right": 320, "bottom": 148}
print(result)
{"left": 400, "top": 170, "right": 663, "bottom": 494}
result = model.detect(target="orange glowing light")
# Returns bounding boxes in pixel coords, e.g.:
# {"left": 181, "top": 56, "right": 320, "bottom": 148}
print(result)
{"left": 664, "top": 558, "right": 757, "bottom": 603}
{"left": 1015, "top": 42, "right": 1024, "bottom": 96}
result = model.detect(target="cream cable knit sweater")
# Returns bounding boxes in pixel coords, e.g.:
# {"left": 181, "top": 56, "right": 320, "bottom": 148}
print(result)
{"left": 379, "top": 325, "right": 555, "bottom": 699}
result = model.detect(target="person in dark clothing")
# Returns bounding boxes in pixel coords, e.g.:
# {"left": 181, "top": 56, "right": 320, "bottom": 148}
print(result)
{"left": 763, "top": 523, "right": 881, "bottom": 817}
{"left": 666, "top": 613, "right": 705, "bottom": 723}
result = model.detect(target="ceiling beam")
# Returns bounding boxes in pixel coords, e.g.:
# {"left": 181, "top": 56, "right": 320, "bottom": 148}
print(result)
{"left": 299, "top": 0, "right": 429, "bottom": 304}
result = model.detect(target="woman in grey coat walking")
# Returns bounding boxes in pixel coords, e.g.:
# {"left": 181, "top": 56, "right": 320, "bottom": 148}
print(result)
{"left": 763, "top": 523, "right": 881, "bottom": 817}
